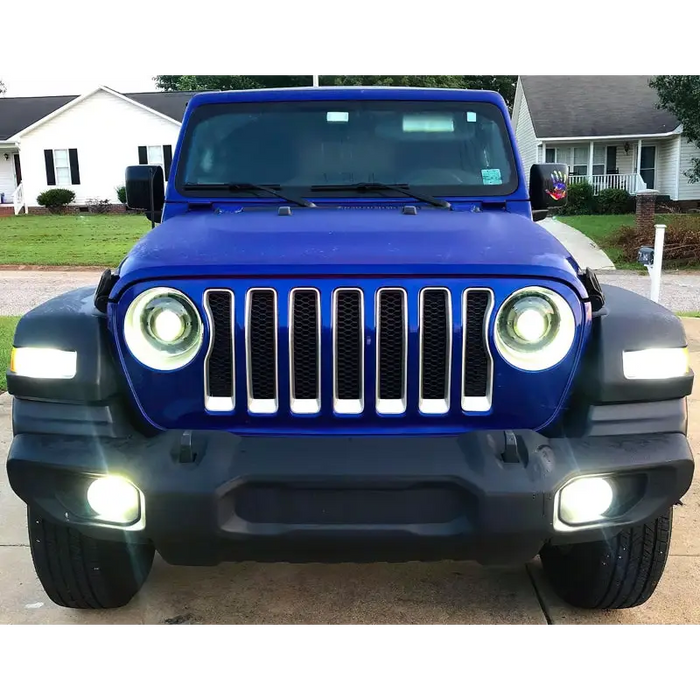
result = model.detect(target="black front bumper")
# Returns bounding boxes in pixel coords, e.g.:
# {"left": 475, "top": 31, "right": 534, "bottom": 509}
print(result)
{"left": 7, "top": 399, "right": 694, "bottom": 566}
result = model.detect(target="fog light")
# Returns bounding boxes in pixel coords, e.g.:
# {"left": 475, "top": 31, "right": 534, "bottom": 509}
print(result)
{"left": 86, "top": 476, "right": 140, "bottom": 524}
{"left": 559, "top": 476, "right": 614, "bottom": 525}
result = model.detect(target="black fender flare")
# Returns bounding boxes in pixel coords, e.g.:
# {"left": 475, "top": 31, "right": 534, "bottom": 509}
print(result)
{"left": 572, "top": 284, "right": 693, "bottom": 404}
{"left": 7, "top": 287, "right": 120, "bottom": 403}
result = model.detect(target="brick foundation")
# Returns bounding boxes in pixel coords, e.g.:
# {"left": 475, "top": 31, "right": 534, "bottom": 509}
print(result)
{"left": 26, "top": 204, "right": 129, "bottom": 215}
{"left": 636, "top": 189, "right": 658, "bottom": 238}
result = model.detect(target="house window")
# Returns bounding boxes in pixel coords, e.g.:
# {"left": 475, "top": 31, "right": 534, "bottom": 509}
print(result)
{"left": 592, "top": 145, "right": 606, "bottom": 176}
{"left": 571, "top": 146, "right": 588, "bottom": 176}
{"left": 147, "top": 145, "right": 164, "bottom": 166}
{"left": 545, "top": 148, "right": 556, "bottom": 163}
{"left": 138, "top": 144, "right": 173, "bottom": 180}
{"left": 53, "top": 149, "right": 71, "bottom": 186}
{"left": 43, "top": 148, "right": 80, "bottom": 186}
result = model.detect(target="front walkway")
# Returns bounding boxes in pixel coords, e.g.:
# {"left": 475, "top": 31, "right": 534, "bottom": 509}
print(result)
{"left": 538, "top": 218, "right": 616, "bottom": 271}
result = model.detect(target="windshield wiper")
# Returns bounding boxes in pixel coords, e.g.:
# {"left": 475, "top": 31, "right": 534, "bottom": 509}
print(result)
{"left": 183, "top": 183, "right": 316, "bottom": 208}
{"left": 310, "top": 182, "right": 451, "bottom": 209}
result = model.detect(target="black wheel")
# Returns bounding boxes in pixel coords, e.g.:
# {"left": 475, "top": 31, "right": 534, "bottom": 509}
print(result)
{"left": 540, "top": 510, "right": 672, "bottom": 610}
{"left": 28, "top": 510, "right": 155, "bottom": 609}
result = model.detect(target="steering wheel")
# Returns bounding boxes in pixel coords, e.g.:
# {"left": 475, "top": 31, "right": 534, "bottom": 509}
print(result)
{"left": 404, "top": 169, "right": 466, "bottom": 185}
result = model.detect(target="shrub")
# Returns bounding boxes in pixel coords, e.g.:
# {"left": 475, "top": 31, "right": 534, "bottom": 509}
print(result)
{"left": 86, "top": 197, "right": 112, "bottom": 214}
{"left": 561, "top": 181, "right": 595, "bottom": 215}
{"left": 596, "top": 187, "right": 634, "bottom": 215}
{"left": 612, "top": 215, "right": 700, "bottom": 267}
{"left": 36, "top": 188, "right": 75, "bottom": 213}
{"left": 115, "top": 185, "right": 127, "bottom": 204}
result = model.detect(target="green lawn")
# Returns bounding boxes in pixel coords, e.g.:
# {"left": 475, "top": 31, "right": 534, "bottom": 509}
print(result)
{"left": 0, "top": 317, "right": 20, "bottom": 392}
{"left": 1, "top": 214, "right": 149, "bottom": 266}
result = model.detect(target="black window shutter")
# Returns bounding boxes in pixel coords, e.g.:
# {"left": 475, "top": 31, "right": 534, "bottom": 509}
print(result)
{"left": 69, "top": 149, "right": 80, "bottom": 185}
{"left": 138, "top": 146, "right": 148, "bottom": 164}
{"left": 163, "top": 145, "right": 173, "bottom": 181}
{"left": 44, "top": 150, "right": 56, "bottom": 186}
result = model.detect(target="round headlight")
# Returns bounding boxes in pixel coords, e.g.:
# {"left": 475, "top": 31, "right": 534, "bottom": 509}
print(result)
{"left": 494, "top": 287, "right": 576, "bottom": 371}
{"left": 124, "top": 287, "right": 203, "bottom": 370}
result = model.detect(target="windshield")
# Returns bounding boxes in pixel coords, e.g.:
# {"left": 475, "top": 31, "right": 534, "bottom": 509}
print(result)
{"left": 176, "top": 100, "right": 519, "bottom": 198}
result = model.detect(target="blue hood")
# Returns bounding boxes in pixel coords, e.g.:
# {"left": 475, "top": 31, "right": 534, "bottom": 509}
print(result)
{"left": 113, "top": 208, "right": 584, "bottom": 297}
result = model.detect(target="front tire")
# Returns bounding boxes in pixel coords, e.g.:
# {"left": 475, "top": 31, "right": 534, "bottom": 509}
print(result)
{"left": 540, "top": 510, "right": 672, "bottom": 609}
{"left": 28, "top": 510, "right": 155, "bottom": 609}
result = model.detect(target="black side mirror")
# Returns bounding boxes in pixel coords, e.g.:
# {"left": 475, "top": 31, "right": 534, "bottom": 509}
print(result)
{"left": 125, "top": 165, "right": 165, "bottom": 227}
{"left": 529, "top": 164, "right": 569, "bottom": 219}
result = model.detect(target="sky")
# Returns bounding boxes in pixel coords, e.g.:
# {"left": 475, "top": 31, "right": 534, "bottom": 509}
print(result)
{"left": 1, "top": 73, "right": 158, "bottom": 97}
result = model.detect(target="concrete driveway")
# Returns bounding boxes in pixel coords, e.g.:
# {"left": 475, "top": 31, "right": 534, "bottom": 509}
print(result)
{"left": 1, "top": 323, "right": 699, "bottom": 625}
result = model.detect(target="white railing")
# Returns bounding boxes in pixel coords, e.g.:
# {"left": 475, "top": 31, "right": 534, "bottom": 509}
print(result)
{"left": 12, "top": 182, "right": 25, "bottom": 215}
{"left": 569, "top": 173, "right": 643, "bottom": 195}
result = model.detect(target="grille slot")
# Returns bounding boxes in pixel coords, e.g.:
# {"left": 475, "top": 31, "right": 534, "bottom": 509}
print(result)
{"left": 246, "top": 289, "right": 278, "bottom": 413}
{"left": 333, "top": 289, "right": 364, "bottom": 414}
{"left": 419, "top": 288, "right": 451, "bottom": 414}
{"left": 290, "top": 289, "right": 321, "bottom": 414}
{"left": 462, "top": 289, "right": 494, "bottom": 412}
{"left": 203, "top": 290, "right": 235, "bottom": 411}
{"left": 376, "top": 288, "right": 407, "bottom": 414}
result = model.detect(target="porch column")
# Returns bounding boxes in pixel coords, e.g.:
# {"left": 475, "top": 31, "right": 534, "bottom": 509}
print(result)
{"left": 588, "top": 141, "right": 594, "bottom": 184}
{"left": 637, "top": 139, "right": 643, "bottom": 185}
{"left": 540, "top": 142, "right": 546, "bottom": 163}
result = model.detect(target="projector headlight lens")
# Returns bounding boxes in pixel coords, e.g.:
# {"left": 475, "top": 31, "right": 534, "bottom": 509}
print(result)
{"left": 495, "top": 287, "right": 576, "bottom": 371}
{"left": 124, "top": 287, "right": 203, "bottom": 370}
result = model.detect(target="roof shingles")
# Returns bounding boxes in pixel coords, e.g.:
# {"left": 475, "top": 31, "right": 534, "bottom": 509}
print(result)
{"left": 520, "top": 75, "right": 680, "bottom": 138}
{"left": 0, "top": 89, "right": 200, "bottom": 140}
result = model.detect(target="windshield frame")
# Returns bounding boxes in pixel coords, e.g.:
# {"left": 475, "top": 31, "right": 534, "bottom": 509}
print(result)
{"left": 173, "top": 99, "right": 521, "bottom": 201}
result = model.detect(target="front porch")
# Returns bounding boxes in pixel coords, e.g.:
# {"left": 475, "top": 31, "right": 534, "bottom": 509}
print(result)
{"left": 537, "top": 137, "right": 673, "bottom": 196}
{"left": 0, "top": 144, "right": 26, "bottom": 214}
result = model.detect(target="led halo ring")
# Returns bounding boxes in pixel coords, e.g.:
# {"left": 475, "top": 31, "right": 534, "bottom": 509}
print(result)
{"left": 494, "top": 286, "right": 576, "bottom": 371}
{"left": 124, "top": 287, "right": 203, "bottom": 370}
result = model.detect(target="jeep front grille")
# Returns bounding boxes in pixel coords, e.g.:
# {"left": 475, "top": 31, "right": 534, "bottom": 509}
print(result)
{"left": 204, "top": 285, "right": 494, "bottom": 417}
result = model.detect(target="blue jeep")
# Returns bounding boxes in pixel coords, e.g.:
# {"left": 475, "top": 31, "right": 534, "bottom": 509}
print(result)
{"left": 6, "top": 87, "right": 694, "bottom": 610}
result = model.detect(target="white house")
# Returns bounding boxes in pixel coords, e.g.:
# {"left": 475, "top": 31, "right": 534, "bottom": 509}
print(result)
{"left": 0, "top": 86, "right": 198, "bottom": 214}
{"left": 512, "top": 75, "right": 700, "bottom": 204}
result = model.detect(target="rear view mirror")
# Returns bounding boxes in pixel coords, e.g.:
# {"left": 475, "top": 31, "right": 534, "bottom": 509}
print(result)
{"left": 125, "top": 165, "right": 165, "bottom": 227}
{"left": 529, "top": 164, "right": 569, "bottom": 215}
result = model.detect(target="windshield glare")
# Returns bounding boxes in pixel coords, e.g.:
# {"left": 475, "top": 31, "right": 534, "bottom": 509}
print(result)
{"left": 178, "top": 100, "right": 518, "bottom": 197}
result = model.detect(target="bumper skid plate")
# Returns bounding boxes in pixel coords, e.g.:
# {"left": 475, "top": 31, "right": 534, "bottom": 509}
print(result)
{"left": 7, "top": 428, "right": 693, "bottom": 566}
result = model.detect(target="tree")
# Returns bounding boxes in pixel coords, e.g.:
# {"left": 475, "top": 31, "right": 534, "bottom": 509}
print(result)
{"left": 0, "top": 79, "right": 5, "bottom": 96}
{"left": 650, "top": 75, "right": 700, "bottom": 183}
{"left": 154, "top": 75, "right": 517, "bottom": 108}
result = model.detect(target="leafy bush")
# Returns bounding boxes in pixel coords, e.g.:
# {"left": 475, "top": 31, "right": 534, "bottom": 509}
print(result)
{"left": 561, "top": 181, "right": 595, "bottom": 215}
{"left": 612, "top": 215, "right": 700, "bottom": 267}
{"left": 36, "top": 188, "right": 75, "bottom": 213}
{"left": 115, "top": 186, "right": 127, "bottom": 204}
{"left": 596, "top": 187, "right": 634, "bottom": 215}
{"left": 86, "top": 198, "right": 111, "bottom": 214}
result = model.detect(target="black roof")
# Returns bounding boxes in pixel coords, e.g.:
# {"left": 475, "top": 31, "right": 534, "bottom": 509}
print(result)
{"left": 520, "top": 75, "right": 680, "bottom": 138}
{"left": 0, "top": 88, "right": 201, "bottom": 140}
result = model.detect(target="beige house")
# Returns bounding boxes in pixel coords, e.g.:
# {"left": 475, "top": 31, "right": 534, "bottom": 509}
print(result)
{"left": 512, "top": 75, "right": 700, "bottom": 204}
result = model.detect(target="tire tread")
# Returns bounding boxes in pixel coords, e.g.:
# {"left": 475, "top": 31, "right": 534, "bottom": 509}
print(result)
{"left": 28, "top": 509, "right": 154, "bottom": 610}
{"left": 541, "top": 510, "right": 672, "bottom": 610}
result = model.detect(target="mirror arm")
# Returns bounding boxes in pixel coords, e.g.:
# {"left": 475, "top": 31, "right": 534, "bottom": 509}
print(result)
{"left": 149, "top": 167, "right": 156, "bottom": 230}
